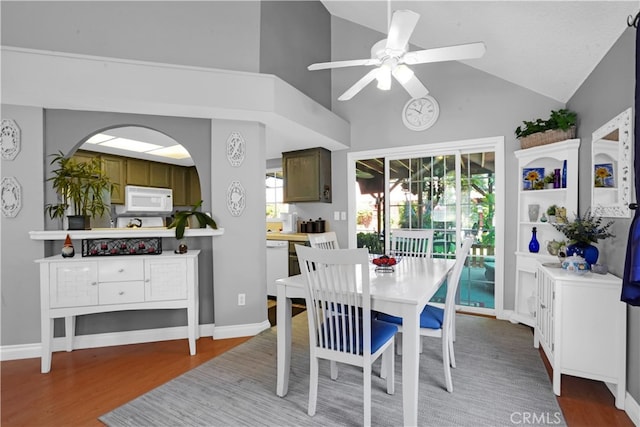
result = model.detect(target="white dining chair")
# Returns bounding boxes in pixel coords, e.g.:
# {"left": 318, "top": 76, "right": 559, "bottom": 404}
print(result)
{"left": 296, "top": 245, "right": 397, "bottom": 425}
{"left": 378, "top": 237, "right": 474, "bottom": 393}
{"left": 307, "top": 231, "right": 339, "bottom": 249}
{"left": 389, "top": 229, "right": 434, "bottom": 258}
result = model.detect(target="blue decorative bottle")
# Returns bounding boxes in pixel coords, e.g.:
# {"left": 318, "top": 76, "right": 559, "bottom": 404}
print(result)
{"left": 528, "top": 227, "right": 540, "bottom": 253}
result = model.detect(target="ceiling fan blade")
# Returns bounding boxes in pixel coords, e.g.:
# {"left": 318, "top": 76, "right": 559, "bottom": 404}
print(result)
{"left": 393, "top": 72, "right": 429, "bottom": 99}
{"left": 308, "top": 58, "right": 380, "bottom": 71}
{"left": 338, "top": 69, "right": 379, "bottom": 101}
{"left": 403, "top": 42, "right": 486, "bottom": 65}
{"left": 386, "top": 10, "right": 420, "bottom": 51}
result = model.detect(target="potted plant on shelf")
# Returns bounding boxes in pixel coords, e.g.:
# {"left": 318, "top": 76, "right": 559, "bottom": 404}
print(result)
{"left": 168, "top": 200, "right": 217, "bottom": 240}
{"left": 552, "top": 209, "right": 615, "bottom": 265}
{"left": 515, "top": 109, "right": 577, "bottom": 149}
{"left": 45, "top": 151, "right": 114, "bottom": 230}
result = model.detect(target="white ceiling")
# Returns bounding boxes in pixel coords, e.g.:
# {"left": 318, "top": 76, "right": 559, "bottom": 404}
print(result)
{"left": 321, "top": 0, "right": 638, "bottom": 102}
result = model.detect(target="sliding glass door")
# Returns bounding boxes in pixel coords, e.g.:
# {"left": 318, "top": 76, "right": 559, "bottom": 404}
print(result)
{"left": 351, "top": 140, "right": 501, "bottom": 314}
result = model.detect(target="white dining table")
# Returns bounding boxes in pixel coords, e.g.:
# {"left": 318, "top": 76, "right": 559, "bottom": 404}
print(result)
{"left": 275, "top": 256, "right": 455, "bottom": 427}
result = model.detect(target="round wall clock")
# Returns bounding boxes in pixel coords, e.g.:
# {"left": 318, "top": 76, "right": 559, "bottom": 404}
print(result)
{"left": 1, "top": 119, "right": 21, "bottom": 161}
{"left": 226, "top": 181, "right": 246, "bottom": 217}
{"left": 226, "top": 131, "right": 246, "bottom": 167}
{"left": 401, "top": 96, "right": 440, "bottom": 131}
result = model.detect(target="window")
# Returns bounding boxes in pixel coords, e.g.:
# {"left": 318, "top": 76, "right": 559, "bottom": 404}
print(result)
{"left": 266, "top": 170, "right": 288, "bottom": 218}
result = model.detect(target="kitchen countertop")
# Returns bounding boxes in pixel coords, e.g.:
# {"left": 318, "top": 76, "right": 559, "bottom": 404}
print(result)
{"left": 266, "top": 232, "right": 309, "bottom": 242}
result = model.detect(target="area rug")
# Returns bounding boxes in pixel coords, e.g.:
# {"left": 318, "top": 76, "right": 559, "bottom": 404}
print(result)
{"left": 100, "top": 313, "right": 565, "bottom": 426}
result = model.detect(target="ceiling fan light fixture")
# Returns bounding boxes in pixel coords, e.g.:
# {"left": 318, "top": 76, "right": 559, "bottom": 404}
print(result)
{"left": 392, "top": 64, "right": 414, "bottom": 84}
{"left": 376, "top": 64, "right": 392, "bottom": 90}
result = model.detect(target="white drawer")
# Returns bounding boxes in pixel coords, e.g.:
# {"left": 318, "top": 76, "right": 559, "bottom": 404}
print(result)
{"left": 99, "top": 281, "right": 145, "bottom": 305}
{"left": 98, "top": 259, "right": 144, "bottom": 282}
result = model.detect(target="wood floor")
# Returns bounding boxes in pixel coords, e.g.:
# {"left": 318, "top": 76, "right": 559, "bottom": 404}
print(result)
{"left": 1, "top": 319, "right": 634, "bottom": 426}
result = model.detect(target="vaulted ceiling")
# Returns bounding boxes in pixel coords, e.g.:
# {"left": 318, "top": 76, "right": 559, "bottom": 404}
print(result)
{"left": 321, "top": 1, "right": 638, "bottom": 103}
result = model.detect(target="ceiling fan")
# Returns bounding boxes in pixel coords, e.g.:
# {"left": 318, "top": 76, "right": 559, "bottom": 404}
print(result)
{"left": 308, "top": 9, "right": 486, "bottom": 101}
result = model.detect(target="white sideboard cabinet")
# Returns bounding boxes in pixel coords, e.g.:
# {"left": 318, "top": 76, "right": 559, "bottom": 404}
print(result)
{"left": 36, "top": 251, "right": 200, "bottom": 373}
{"left": 534, "top": 263, "right": 626, "bottom": 409}
{"left": 512, "top": 139, "right": 580, "bottom": 326}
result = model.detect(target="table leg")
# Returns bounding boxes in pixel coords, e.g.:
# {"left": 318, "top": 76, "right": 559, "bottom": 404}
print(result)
{"left": 64, "top": 316, "right": 75, "bottom": 352}
{"left": 276, "top": 287, "right": 292, "bottom": 397}
{"left": 187, "top": 305, "right": 196, "bottom": 355}
{"left": 41, "top": 317, "right": 53, "bottom": 373}
{"left": 402, "top": 307, "right": 421, "bottom": 427}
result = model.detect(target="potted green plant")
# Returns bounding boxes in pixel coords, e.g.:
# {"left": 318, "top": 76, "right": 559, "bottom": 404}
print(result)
{"left": 546, "top": 204, "right": 559, "bottom": 223}
{"left": 168, "top": 200, "right": 217, "bottom": 240}
{"left": 45, "top": 151, "right": 114, "bottom": 230}
{"left": 515, "top": 109, "right": 577, "bottom": 149}
{"left": 552, "top": 209, "right": 615, "bottom": 265}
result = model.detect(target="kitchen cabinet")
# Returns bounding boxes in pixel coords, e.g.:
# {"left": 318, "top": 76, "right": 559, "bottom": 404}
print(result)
{"left": 36, "top": 251, "right": 200, "bottom": 373}
{"left": 101, "top": 155, "right": 125, "bottom": 204}
{"left": 283, "top": 147, "right": 331, "bottom": 203}
{"left": 149, "top": 162, "right": 171, "bottom": 188}
{"left": 188, "top": 167, "right": 202, "bottom": 205}
{"left": 126, "top": 158, "right": 150, "bottom": 186}
{"left": 535, "top": 264, "right": 626, "bottom": 409}
{"left": 172, "top": 165, "right": 188, "bottom": 206}
{"left": 511, "top": 139, "right": 579, "bottom": 327}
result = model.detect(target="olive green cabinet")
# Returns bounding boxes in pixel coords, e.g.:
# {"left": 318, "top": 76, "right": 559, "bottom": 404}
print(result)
{"left": 149, "top": 162, "right": 172, "bottom": 188}
{"left": 187, "top": 167, "right": 201, "bottom": 206}
{"left": 72, "top": 151, "right": 200, "bottom": 206}
{"left": 126, "top": 158, "right": 150, "bottom": 186}
{"left": 283, "top": 147, "right": 331, "bottom": 203}
{"left": 171, "top": 166, "right": 188, "bottom": 206}
{"left": 101, "top": 155, "right": 125, "bottom": 204}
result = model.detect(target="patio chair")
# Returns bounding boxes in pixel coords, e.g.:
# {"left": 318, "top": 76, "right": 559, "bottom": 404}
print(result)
{"left": 296, "top": 246, "right": 397, "bottom": 425}
{"left": 389, "top": 229, "right": 434, "bottom": 258}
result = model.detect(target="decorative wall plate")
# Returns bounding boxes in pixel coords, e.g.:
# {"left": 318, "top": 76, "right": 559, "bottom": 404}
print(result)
{"left": 226, "top": 181, "right": 245, "bottom": 217}
{"left": 1, "top": 176, "right": 22, "bottom": 217}
{"left": 1, "top": 119, "right": 21, "bottom": 161}
{"left": 226, "top": 131, "right": 246, "bottom": 167}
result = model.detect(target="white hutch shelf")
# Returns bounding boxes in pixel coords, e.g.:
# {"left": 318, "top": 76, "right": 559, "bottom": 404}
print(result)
{"left": 511, "top": 139, "right": 580, "bottom": 327}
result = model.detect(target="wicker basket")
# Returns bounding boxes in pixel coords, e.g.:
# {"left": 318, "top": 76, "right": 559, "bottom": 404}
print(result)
{"left": 518, "top": 127, "right": 576, "bottom": 149}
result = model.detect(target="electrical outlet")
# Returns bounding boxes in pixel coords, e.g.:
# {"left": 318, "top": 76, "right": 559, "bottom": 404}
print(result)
{"left": 237, "top": 293, "right": 246, "bottom": 306}
{"left": 341, "top": 211, "right": 347, "bottom": 221}
{"left": 334, "top": 211, "right": 340, "bottom": 221}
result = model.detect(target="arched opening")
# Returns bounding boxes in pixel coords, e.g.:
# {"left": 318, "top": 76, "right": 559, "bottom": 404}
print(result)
{"left": 69, "top": 125, "right": 201, "bottom": 227}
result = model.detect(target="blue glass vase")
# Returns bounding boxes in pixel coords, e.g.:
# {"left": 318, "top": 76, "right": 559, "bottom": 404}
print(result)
{"left": 528, "top": 227, "right": 540, "bottom": 253}
{"left": 566, "top": 242, "right": 599, "bottom": 265}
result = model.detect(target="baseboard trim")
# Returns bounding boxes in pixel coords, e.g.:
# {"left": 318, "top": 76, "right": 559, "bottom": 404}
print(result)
{"left": 212, "top": 320, "right": 271, "bottom": 340}
{"left": 0, "top": 321, "right": 264, "bottom": 362}
{"left": 624, "top": 389, "right": 640, "bottom": 426}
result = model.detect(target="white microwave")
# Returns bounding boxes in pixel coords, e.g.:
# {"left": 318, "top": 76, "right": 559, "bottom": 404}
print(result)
{"left": 118, "top": 185, "right": 173, "bottom": 213}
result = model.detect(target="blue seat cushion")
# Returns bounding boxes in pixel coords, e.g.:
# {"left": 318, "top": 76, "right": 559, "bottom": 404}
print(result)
{"left": 377, "top": 304, "right": 444, "bottom": 330}
{"left": 320, "top": 315, "right": 398, "bottom": 354}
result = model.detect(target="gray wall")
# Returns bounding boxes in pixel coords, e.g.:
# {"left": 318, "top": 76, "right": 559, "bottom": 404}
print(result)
{"left": 1, "top": 1, "right": 262, "bottom": 73}
{"left": 260, "top": 1, "right": 332, "bottom": 110}
{"left": 567, "top": 27, "right": 639, "bottom": 401}
{"left": 0, "top": 105, "right": 45, "bottom": 345}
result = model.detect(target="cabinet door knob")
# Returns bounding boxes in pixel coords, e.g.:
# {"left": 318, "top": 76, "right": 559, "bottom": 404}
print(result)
{"left": 119, "top": 291, "right": 124, "bottom": 295}
{"left": 118, "top": 268, "right": 125, "bottom": 273}
{"left": 91, "top": 282, "right": 97, "bottom": 286}
{"left": 540, "top": 303, "right": 546, "bottom": 309}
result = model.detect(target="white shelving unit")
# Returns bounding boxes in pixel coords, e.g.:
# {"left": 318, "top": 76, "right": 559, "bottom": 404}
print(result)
{"left": 511, "top": 139, "right": 580, "bottom": 327}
